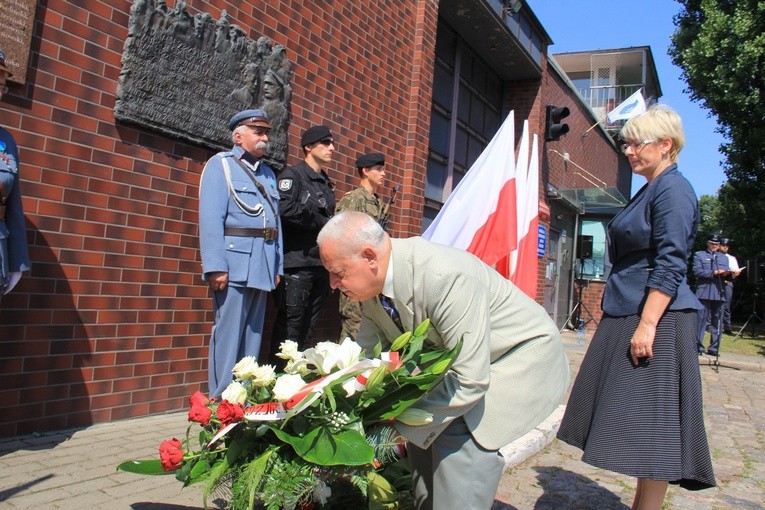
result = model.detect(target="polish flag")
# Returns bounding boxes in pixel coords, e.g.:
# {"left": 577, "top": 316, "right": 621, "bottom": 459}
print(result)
{"left": 509, "top": 128, "right": 540, "bottom": 298}
{"left": 422, "top": 112, "right": 517, "bottom": 273}
{"left": 497, "top": 120, "right": 529, "bottom": 281}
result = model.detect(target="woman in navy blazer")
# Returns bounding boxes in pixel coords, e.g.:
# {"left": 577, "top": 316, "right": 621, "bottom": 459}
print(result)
{"left": 558, "top": 105, "right": 715, "bottom": 509}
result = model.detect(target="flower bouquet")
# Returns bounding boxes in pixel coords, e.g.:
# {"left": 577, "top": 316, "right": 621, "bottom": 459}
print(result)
{"left": 118, "top": 320, "right": 461, "bottom": 510}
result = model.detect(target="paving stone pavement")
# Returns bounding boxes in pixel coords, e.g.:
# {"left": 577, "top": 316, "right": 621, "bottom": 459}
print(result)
{"left": 0, "top": 331, "right": 762, "bottom": 510}
{"left": 492, "top": 332, "right": 765, "bottom": 510}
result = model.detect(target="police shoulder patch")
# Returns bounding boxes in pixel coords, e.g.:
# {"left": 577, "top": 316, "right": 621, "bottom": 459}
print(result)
{"left": 279, "top": 179, "right": 293, "bottom": 191}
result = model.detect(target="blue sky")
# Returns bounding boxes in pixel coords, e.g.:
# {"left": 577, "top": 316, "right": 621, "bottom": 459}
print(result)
{"left": 526, "top": 0, "right": 727, "bottom": 198}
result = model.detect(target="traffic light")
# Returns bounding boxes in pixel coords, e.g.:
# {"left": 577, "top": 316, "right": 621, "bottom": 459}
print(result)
{"left": 545, "top": 105, "right": 570, "bottom": 141}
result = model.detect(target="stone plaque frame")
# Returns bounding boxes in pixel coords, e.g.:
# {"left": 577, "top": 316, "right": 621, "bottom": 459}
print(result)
{"left": 115, "top": 0, "right": 292, "bottom": 170}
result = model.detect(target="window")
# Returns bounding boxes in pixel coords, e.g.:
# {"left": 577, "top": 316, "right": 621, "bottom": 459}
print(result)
{"left": 424, "top": 20, "right": 503, "bottom": 230}
{"left": 578, "top": 219, "right": 609, "bottom": 280}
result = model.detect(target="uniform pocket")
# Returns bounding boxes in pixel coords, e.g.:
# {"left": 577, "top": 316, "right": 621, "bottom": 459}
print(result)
{"left": 225, "top": 236, "right": 253, "bottom": 282}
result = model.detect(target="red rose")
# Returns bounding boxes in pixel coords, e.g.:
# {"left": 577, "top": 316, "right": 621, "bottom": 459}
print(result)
{"left": 216, "top": 400, "right": 244, "bottom": 426}
{"left": 188, "top": 404, "right": 212, "bottom": 425}
{"left": 159, "top": 438, "right": 184, "bottom": 471}
{"left": 189, "top": 390, "right": 208, "bottom": 407}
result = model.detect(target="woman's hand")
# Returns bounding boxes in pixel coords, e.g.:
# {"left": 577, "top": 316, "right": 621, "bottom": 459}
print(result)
{"left": 631, "top": 288, "right": 672, "bottom": 366}
{"left": 630, "top": 321, "right": 657, "bottom": 365}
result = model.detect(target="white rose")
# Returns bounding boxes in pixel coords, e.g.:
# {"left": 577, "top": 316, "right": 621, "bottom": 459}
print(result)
{"left": 231, "top": 356, "right": 259, "bottom": 381}
{"left": 250, "top": 364, "right": 276, "bottom": 387}
{"left": 276, "top": 340, "right": 302, "bottom": 361}
{"left": 221, "top": 381, "right": 248, "bottom": 406}
{"left": 272, "top": 373, "right": 306, "bottom": 402}
{"left": 284, "top": 358, "right": 312, "bottom": 376}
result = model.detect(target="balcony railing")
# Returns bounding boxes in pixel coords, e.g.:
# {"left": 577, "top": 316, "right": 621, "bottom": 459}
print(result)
{"left": 576, "top": 83, "right": 644, "bottom": 130}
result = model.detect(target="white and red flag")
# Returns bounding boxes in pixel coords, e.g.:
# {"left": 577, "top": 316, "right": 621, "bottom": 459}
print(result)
{"left": 509, "top": 124, "right": 540, "bottom": 298}
{"left": 422, "top": 111, "right": 518, "bottom": 275}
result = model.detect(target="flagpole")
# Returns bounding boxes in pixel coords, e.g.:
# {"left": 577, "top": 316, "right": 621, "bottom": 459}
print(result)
{"left": 581, "top": 118, "right": 604, "bottom": 138}
{"left": 548, "top": 149, "right": 623, "bottom": 204}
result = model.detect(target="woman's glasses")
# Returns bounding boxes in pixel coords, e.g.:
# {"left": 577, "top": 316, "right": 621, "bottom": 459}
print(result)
{"left": 620, "top": 140, "right": 654, "bottom": 153}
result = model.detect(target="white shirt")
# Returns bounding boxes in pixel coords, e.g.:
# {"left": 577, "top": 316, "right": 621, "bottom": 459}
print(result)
{"left": 725, "top": 253, "right": 740, "bottom": 272}
{"left": 382, "top": 250, "right": 395, "bottom": 299}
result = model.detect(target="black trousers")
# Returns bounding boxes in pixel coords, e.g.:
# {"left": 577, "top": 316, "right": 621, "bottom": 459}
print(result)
{"left": 270, "top": 267, "right": 330, "bottom": 363}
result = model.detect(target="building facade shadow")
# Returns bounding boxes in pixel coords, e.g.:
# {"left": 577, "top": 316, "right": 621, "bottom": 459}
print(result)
{"left": 0, "top": 222, "right": 91, "bottom": 447}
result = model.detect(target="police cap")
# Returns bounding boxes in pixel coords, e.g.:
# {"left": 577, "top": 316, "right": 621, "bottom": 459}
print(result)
{"left": 720, "top": 238, "right": 731, "bottom": 246}
{"left": 301, "top": 125, "right": 332, "bottom": 146}
{"left": 228, "top": 109, "right": 270, "bottom": 131}
{"left": 707, "top": 234, "right": 722, "bottom": 243}
{"left": 355, "top": 152, "right": 385, "bottom": 169}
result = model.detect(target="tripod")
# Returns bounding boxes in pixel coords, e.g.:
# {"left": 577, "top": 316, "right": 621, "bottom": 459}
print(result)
{"left": 732, "top": 285, "right": 764, "bottom": 341}
{"left": 561, "top": 260, "right": 599, "bottom": 332}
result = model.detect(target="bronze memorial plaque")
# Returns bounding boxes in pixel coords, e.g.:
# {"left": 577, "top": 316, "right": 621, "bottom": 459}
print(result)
{"left": 115, "top": 0, "right": 292, "bottom": 170}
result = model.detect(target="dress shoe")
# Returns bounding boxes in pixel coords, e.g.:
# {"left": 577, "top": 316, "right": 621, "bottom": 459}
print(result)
{"left": 707, "top": 349, "right": 719, "bottom": 356}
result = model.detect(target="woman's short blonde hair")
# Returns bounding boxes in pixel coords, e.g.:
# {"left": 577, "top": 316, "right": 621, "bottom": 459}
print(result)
{"left": 620, "top": 104, "right": 685, "bottom": 162}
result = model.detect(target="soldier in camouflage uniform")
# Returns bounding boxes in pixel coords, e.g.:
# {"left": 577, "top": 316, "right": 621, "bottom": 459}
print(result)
{"left": 334, "top": 152, "right": 386, "bottom": 339}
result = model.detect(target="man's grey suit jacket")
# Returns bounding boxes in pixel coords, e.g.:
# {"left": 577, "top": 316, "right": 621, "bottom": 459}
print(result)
{"left": 357, "top": 237, "right": 569, "bottom": 450}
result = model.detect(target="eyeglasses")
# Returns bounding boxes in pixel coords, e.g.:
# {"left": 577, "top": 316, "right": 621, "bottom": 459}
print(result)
{"left": 620, "top": 140, "right": 654, "bottom": 153}
{"left": 317, "top": 138, "right": 335, "bottom": 146}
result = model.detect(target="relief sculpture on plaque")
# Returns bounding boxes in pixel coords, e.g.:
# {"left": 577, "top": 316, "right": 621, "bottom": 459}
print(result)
{"left": 116, "top": 0, "right": 292, "bottom": 170}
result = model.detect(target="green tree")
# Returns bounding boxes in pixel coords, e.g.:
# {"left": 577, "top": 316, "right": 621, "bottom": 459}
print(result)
{"left": 669, "top": 1, "right": 765, "bottom": 255}
{"left": 696, "top": 194, "right": 720, "bottom": 250}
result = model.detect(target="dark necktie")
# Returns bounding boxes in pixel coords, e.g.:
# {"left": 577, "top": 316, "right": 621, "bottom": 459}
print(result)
{"left": 379, "top": 294, "right": 404, "bottom": 332}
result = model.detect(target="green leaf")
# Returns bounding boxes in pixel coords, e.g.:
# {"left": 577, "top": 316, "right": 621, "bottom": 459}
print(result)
{"left": 116, "top": 459, "right": 173, "bottom": 475}
{"left": 243, "top": 447, "right": 278, "bottom": 510}
{"left": 360, "top": 384, "right": 424, "bottom": 424}
{"left": 362, "top": 339, "right": 463, "bottom": 423}
{"left": 368, "top": 471, "right": 398, "bottom": 510}
{"left": 272, "top": 427, "right": 374, "bottom": 466}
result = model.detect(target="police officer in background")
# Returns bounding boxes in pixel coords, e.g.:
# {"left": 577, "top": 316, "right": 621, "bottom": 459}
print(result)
{"left": 334, "top": 152, "right": 386, "bottom": 340}
{"left": 198, "top": 109, "right": 282, "bottom": 397}
{"left": 719, "top": 238, "right": 742, "bottom": 334}
{"left": 0, "top": 49, "right": 30, "bottom": 304}
{"left": 692, "top": 233, "right": 730, "bottom": 356}
{"left": 270, "top": 125, "right": 336, "bottom": 360}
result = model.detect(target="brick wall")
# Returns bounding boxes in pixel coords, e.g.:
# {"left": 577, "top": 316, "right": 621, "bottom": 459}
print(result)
{"left": 0, "top": 0, "right": 437, "bottom": 437}
{"left": 539, "top": 66, "right": 630, "bottom": 328}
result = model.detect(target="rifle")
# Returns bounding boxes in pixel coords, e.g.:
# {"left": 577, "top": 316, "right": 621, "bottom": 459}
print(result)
{"left": 379, "top": 184, "right": 399, "bottom": 231}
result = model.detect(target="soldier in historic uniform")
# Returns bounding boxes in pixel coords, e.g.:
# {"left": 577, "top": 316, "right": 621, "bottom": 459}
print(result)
{"left": 270, "top": 125, "right": 336, "bottom": 362}
{"left": 0, "top": 50, "right": 30, "bottom": 304}
{"left": 692, "top": 233, "right": 730, "bottom": 356}
{"left": 198, "top": 109, "right": 282, "bottom": 397}
{"left": 334, "top": 152, "right": 386, "bottom": 339}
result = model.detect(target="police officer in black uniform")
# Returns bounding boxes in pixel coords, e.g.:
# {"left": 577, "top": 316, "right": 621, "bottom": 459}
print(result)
{"left": 270, "top": 125, "right": 336, "bottom": 360}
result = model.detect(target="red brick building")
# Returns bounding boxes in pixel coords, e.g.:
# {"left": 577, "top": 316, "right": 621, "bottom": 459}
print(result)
{"left": 0, "top": 0, "right": 629, "bottom": 437}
